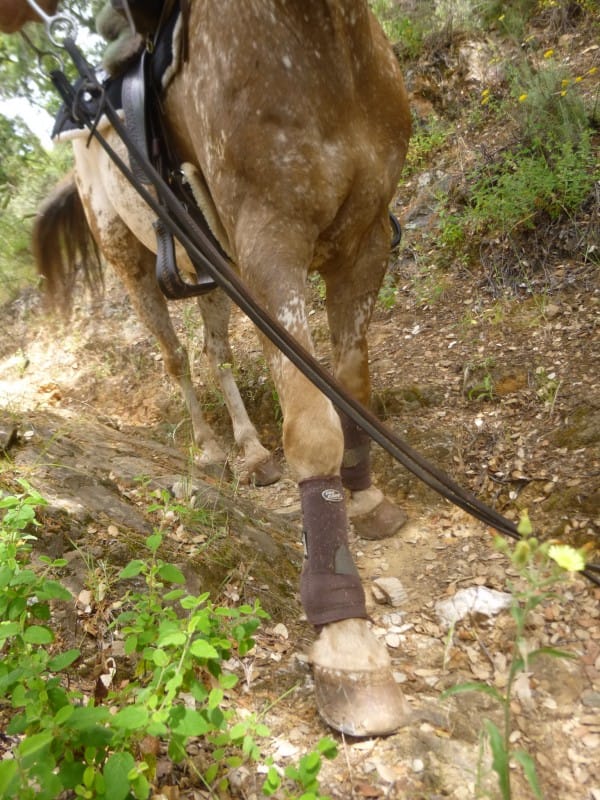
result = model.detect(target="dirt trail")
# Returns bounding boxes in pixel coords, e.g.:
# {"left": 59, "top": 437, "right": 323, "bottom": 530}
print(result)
{"left": 1, "top": 335, "right": 598, "bottom": 797}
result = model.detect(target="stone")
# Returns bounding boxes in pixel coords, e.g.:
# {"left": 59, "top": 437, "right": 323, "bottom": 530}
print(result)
{"left": 372, "top": 576, "right": 408, "bottom": 607}
{"left": 435, "top": 586, "right": 512, "bottom": 627}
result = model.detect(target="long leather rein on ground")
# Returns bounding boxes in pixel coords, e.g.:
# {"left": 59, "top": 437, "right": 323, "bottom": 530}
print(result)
{"left": 36, "top": 31, "right": 599, "bottom": 586}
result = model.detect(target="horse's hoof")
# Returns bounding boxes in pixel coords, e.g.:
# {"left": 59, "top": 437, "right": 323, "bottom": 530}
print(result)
{"left": 249, "top": 456, "right": 282, "bottom": 486}
{"left": 313, "top": 663, "right": 411, "bottom": 736}
{"left": 351, "top": 497, "right": 407, "bottom": 540}
{"left": 193, "top": 451, "right": 232, "bottom": 482}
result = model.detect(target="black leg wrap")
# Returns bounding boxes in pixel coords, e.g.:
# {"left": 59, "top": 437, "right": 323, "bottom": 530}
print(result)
{"left": 339, "top": 412, "right": 372, "bottom": 492}
{"left": 299, "top": 476, "right": 368, "bottom": 626}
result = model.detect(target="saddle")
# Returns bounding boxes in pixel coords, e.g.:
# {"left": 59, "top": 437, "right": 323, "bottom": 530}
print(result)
{"left": 119, "top": 1, "right": 222, "bottom": 298}
{"left": 53, "top": 0, "right": 220, "bottom": 299}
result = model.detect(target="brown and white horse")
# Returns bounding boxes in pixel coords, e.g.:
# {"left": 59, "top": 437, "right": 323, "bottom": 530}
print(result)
{"left": 34, "top": 172, "right": 282, "bottom": 486}
{"left": 2, "top": 0, "right": 412, "bottom": 735}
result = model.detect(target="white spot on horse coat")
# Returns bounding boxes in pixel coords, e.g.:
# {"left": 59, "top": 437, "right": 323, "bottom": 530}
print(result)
{"left": 277, "top": 292, "right": 307, "bottom": 334}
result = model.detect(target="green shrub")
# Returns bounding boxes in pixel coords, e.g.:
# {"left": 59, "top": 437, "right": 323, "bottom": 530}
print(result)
{"left": 0, "top": 483, "right": 338, "bottom": 800}
{"left": 405, "top": 116, "right": 453, "bottom": 176}
{"left": 370, "top": 0, "right": 427, "bottom": 57}
{"left": 481, "top": 0, "right": 540, "bottom": 37}
{"left": 439, "top": 54, "right": 598, "bottom": 247}
{"left": 0, "top": 114, "right": 73, "bottom": 303}
{"left": 507, "top": 58, "right": 592, "bottom": 147}
{"left": 464, "top": 128, "right": 594, "bottom": 236}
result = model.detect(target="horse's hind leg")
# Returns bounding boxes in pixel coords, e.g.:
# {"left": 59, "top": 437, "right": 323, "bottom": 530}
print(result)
{"left": 302, "top": 215, "right": 411, "bottom": 733}
{"left": 324, "top": 217, "right": 408, "bottom": 540}
{"left": 196, "top": 290, "right": 281, "bottom": 485}
{"left": 102, "top": 234, "right": 228, "bottom": 468}
{"left": 235, "top": 218, "right": 409, "bottom": 736}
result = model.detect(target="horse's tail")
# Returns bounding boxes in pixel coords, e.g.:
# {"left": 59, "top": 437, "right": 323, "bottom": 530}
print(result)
{"left": 32, "top": 173, "right": 104, "bottom": 315}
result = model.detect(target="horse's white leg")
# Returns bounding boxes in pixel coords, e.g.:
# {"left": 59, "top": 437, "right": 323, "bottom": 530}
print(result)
{"left": 324, "top": 215, "right": 408, "bottom": 541}
{"left": 90, "top": 222, "right": 227, "bottom": 467}
{"left": 196, "top": 290, "right": 281, "bottom": 485}
{"left": 235, "top": 216, "right": 409, "bottom": 735}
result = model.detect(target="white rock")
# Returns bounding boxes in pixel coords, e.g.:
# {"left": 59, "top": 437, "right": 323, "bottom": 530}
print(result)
{"left": 272, "top": 622, "right": 289, "bottom": 639}
{"left": 372, "top": 576, "right": 407, "bottom": 607}
{"left": 272, "top": 739, "right": 299, "bottom": 759}
{"left": 435, "top": 586, "right": 512, "bottom": 627}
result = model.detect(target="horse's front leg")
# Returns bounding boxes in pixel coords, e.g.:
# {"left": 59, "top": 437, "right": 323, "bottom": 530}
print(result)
{"left": 104, "top": 239, "right": 227, "bottom": 468}
{"left": 196, "top": 290, "right": 281, "bottom": 485}
{"left": 237, "top": 228, "right": 409, "bottom": 736}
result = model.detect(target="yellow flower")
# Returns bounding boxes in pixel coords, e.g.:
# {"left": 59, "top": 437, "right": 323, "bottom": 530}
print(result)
{"left": 518, "top": 93, "right": 528, "bottom": 102}
{"left": 543, "top": 49, "right": 554, "bottom": 59}
{"left": 548, "top": 544, "right": 586, "bottom": 572}
{"left": 498, "top": 14, "right": 505, "bottom": 21}
{"left": 560, "top": 90, "right": 567, "bottom": 96}
{"left": 575, "top": 75, "right": 583, "bottom": 83}
{"left": 561, "top": 79, "right": 570, "bottom": 87}
{"left": 588, "top": 67, "right": 597, "bottom": 76}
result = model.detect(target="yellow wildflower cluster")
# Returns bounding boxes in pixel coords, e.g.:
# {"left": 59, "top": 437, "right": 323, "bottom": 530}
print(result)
{"left": 558, "top": 66, "right": 597, "bottom": 96}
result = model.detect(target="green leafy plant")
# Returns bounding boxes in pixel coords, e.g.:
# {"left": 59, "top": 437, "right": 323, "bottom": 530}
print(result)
{"left": 0, "top": 483, "right": 339, "bottom": 800}
{"left": 262, "top": 737, "right": 339, "bottom": 799}
{"left": 467, "top": 372, "right": 494, "bottom": 403}
{"left": 442, "top": 511, "right": 586, "bottom": 799}
{"left": 144, "top": 485, "right": 221, "bottom": 534}
{"left": 370, "top": 0, "right": 425, "bottom": 57}
{"left": 463, "top": 356, "right": 496, "bottom": 402}
{"left": 405, "top": 116, "right": 453, "bottom": 176}
{"left": 0, "top": 481, "right": 81, "bottom": 800}
{"left": 438, "top": 204, "right": 466, "bottom": 251}
{"left": 74, "top": 530, "right": 271, "bottom": 797}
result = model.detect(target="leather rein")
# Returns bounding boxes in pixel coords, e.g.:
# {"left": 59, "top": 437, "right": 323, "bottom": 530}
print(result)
{"left": 25, "top": 9, "right": 599, "bottom": 586}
